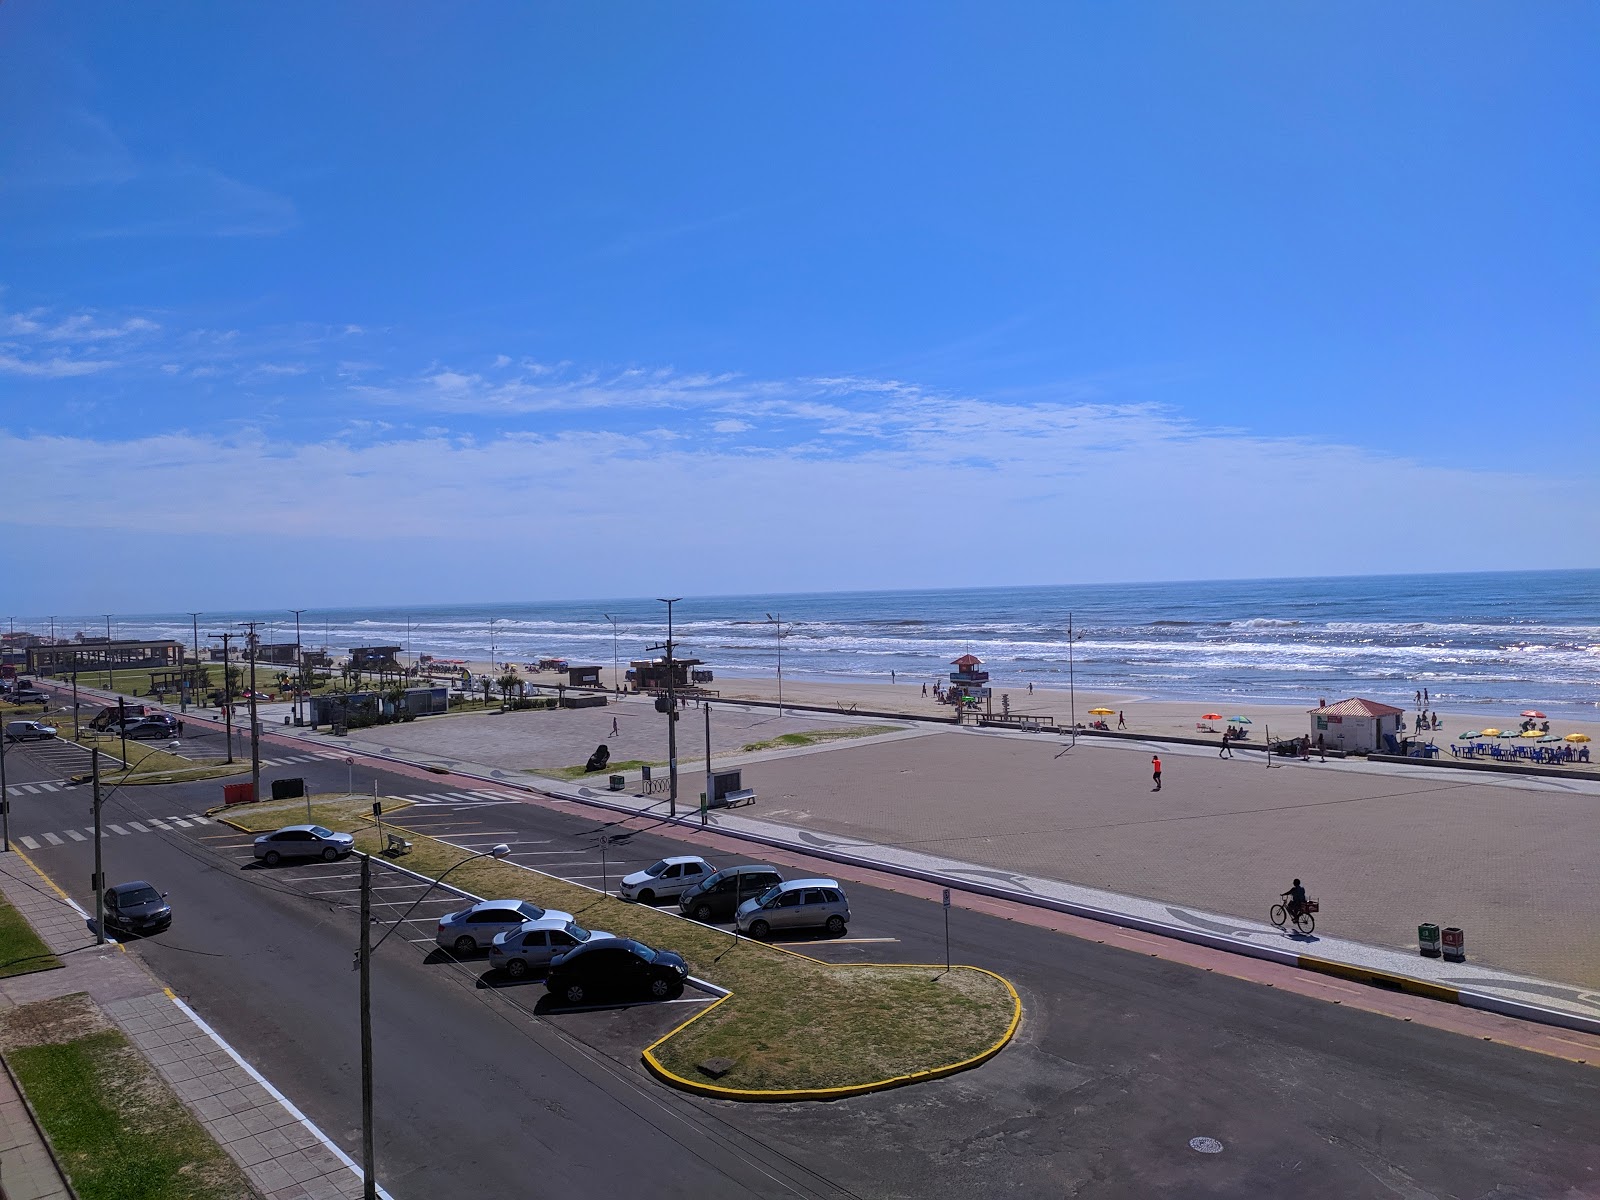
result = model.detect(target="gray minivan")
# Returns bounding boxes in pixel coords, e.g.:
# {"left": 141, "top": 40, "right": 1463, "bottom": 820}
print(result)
{"left": 735, "top": 878, "right": 850, "bottom": 938}
{"left": 5, "top": 720, "right": 58, "bottom": 742}
{"left": 678, "top": 864, "right": 783, "bottom": 923}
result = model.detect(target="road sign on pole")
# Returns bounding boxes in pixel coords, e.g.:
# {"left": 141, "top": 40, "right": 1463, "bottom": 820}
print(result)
{"left": 941, "top": 888, "right": 951, "bottom": 974}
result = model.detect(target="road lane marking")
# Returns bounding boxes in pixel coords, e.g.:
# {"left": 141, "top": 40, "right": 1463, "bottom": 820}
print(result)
{"left": 37, "top": 782, "right": 59, "bottom": 792}
{"left": 784, "top": 937, "right": 900, "bottom": 945}
{"left": 19, "top": 837, "right": 38, "bottom": 849}
{"left": 147, "top": 818, "right": 171, "bottom": 829}
{"left": 169, "top": 818, "right": 192, "bottom": 828}
{"left": 41, "top": 833, "right": 62, "bottom": 845}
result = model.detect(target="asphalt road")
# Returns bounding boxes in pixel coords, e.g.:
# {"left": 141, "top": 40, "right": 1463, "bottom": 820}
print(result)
{"left": 2, "top": 732, "right": 1596, "bottom": 1198}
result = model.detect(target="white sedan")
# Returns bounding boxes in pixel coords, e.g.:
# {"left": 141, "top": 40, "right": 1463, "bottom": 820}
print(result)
{"left": 618, "top": 855, "right": 713, "bottom": 905}
{"left": 487, "top": 916, "right": 613, "bottom": 979}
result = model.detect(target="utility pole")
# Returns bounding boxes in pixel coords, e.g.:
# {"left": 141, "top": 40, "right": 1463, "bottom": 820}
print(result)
{"left": 603, "top": 613, "right": 620, "bottom": 693}
{"left": 1066, "top": 613, "right": 1084, "bottom": 747}
{"left": 117, "top": 697, "right": 128, "bottom": 770}
{"left": 103, "top": 614, "right": 114, "bottom": 688}
{"left": 702, "top": 702, "right": 713, "bottom": 827}
{"left": 208, "top": 633, "right": 235, "bottom": 764}
{"left": 185, "top": 612, "right": 203, "bottom": 714}
{"left": 71, "top": 674, "right": 79, "bottom": 740}
{"left": 48, "top": 615, "right": 55, "bottom": 642}
{"left": 239, "top": 621, "right": 261, "bottom": 803}
{"left": 650, "top": 598, "right": 682, "bottom": 818}
{"left": 358, "top": 853, "right": 376, "bottom": 1200}
{"left": 290, "top": 609, "right": 305, "bottom": 726}
{"left": 91, "top": 749, "right": 105, "bottom": 945}
{"left": 0, "top": 728, "right": 11, "bottom": 852}
{"left": 766, "top": 612, "right": 783, "bottom": 715}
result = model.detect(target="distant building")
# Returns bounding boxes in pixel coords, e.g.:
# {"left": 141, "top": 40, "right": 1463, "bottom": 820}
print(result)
{"left": 349, "top": 646, "right": 403, "bottom": 672}
{"left": 566, "top": 665, "right": 602, "bottom": 687}
{"left": 253, "top": 643, "right": 299, "bottom": 665}
{"left": 27, "top": 639, "right": 184, "bottom": 676}
{"left": 1308, "top": 698, "right": 1406, "bottom": 754}
{"left": 947, "top": 654, "right": 991, "bottom": 704}
{"left": 629, "top": 657, "right": 702, "bottom": 690}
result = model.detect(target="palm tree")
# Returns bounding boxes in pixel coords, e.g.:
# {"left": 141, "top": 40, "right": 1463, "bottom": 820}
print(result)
{"left": 496, "top": 671, "right": 520, "bottom": 711}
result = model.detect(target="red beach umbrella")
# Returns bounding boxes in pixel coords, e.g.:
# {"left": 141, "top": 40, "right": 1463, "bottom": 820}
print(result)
{"left": 1521, "top": 710, "right": 1547, "bottom": 719}
{"left": 1201, "top": 712, "right": 1223, "bottom": 721}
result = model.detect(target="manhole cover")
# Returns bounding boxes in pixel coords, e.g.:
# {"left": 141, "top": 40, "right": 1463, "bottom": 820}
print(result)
{"left": 1189, "top": 1137, "right": 1225, "bottom": 1154}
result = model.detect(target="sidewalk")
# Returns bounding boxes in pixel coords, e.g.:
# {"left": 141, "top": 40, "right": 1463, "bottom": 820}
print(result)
{"left": 0, "top": 852, "right": 378, "bottom": 1200}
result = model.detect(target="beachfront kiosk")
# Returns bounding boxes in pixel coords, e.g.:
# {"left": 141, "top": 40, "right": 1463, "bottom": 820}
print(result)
{"left": 1308, "top": 697, "right": 1405, "bottom": 754}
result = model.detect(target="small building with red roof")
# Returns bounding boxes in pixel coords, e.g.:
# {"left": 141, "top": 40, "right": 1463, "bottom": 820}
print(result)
{"left": 1308, "top": 697, "right": 1406, "bottom": 753}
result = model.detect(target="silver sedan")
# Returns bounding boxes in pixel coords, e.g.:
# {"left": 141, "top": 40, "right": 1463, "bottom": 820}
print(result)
{"left": 253, "top": 825, "right": 356, "bottom": 866}
{"left": 487, "top": 916, "right": 612, "bottom": 980}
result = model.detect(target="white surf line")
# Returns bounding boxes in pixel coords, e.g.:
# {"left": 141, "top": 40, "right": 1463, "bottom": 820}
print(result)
{"left": 163, "top": 992, "right": 397, "bottom": 1200}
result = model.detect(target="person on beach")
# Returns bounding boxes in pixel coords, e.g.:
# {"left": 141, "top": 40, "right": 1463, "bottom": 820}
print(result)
{"left": 610, "top": 716, "right": 619, "bottom": 737}
{"left": 1151, "top": 755, "right": 1162, "bottom": 791}
{"left": 922, "top": 682, "right": 927, "bottom": 696}
{"left": 1219, "top": 730, "right": 1232, "bottom": 759}
{"left": 1117, "top": 711, "right": 1126, "bottom": 729}
{"left": 1424, "top": 687, "right": 1429, "bottom": 704}
{"left": 1027, "top": 682, "right": 1033, "bottom": 694}
{"left": 891, "top": 669, "right": 896, "bottom": 685}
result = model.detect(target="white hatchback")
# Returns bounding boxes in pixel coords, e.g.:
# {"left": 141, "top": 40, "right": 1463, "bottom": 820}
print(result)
{"left": 618, "top": 855, "right": 713, "bottom": 905}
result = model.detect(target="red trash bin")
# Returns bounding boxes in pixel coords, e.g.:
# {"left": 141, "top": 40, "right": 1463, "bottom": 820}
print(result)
{"left": 222, "top": 782, "right": 256, "bottom": 806}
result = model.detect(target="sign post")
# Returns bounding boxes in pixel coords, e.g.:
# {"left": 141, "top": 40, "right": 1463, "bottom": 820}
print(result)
{"left": 942, "top": 887, "right": 951, "bottom": 975}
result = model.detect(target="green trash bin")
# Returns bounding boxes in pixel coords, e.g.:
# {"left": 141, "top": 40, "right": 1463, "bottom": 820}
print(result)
{"left": 1418, "top": 922, "right": 1441, "bottom": 958}
{"left": 608, "top": 774, "right": 625, "bottom": 792}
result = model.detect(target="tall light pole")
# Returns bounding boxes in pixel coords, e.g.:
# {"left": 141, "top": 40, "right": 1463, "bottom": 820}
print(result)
{"left": 188, "top": 613, "right": 202, "bottom": 707}
{"left": 765, "top": 612, "right": 784, "bottom": 715}
{"left": 290, "top": 609, "right": 306, "bottom": 725}
{"left": 488, "top": 618, "right": 499, "bottom": 673}
{"left": 0, "top": 725, "right": 11, "bottom": 852}
{"left": 1066, "top": 613, "right": 1086, "bottom": 746}
{"left": 208, "top": 633, "right": 235, "bottom": 764}
{"left": 356, "top": 841, "right": 509, "bottom": 1199}
{"left": 239, "top": 621, "right": 261, "bottom": 802}
{"left": 47, "top": 615, "right": 55, "bottom": 643}
{"left": 103, "top": 614, "right": 114, "bottom": 688}
{"left": 648, "top": 598, "right": 682, "bottom": 818}
{"left": 602, "top": 614, "right": 620, "bottom": 694}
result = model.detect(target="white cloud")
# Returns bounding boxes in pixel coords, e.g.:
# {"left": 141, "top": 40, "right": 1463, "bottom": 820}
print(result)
{"left": 0, "top": 353, "right": 118, "bottom": 378}
{"left": 712, "top": 418, "right": 753, "bottom": 433}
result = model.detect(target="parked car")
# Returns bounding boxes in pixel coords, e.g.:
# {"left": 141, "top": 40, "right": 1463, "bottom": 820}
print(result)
{"left": 735, "top": 878, "right": 851, "bottom": 938}
{"left": 125, "top": 717, "right": 179, "bottom": 740}
{"left": 102, "top": 881, "right": 172, "bottom": 937}
{"left": 7, "top": 691, "right": 47, "bottom": 706}
{"left": 487, "top": 916, "right": 613, "bottom": 979}
{"left": 253, "top": 825, "right": 355, "bottom": 865}
{"left": 4, "top": 720, "right": 58, "bottom": 742}
{"left": 436, "top": 899, "right": 556, "bottom": 954}
{"left": 678, "top": 864, "right": 783, "bottom": 923}
{"left": 618, "top": 855, "right": 714, "bottom": 905}
{"left": 544, "top": 938, "right": 688, "bottom": 1005}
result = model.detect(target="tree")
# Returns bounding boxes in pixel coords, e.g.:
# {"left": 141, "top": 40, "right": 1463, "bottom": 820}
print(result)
{"left": 496, "top": 671, "right": 520, "bottom": 711}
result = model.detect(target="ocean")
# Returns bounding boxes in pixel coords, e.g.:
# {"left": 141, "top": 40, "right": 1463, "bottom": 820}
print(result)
{"left": 61, "top": 569, "right": 1600, "bottom": 719}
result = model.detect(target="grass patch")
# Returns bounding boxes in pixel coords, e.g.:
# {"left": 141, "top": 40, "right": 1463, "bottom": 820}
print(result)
{"left": 1, "top": 994, "right": 257, "bottom": 1200}
{"left": 0, "top": 898, "right": 61, "bottom": 978}
{"left": 68, "top": 731, "right": 245, "bottom": 787}
{"left": 740, "top": 723, "right": 902, "bottom": 754}
{"left": 213, "top": 793, "right": 415, "bottom": 830}
{"left": 220, "top": 814, "right": 1016, "bottom": 1095}
{"left": 538, "top": 758, "right": 657, "bottom": 781}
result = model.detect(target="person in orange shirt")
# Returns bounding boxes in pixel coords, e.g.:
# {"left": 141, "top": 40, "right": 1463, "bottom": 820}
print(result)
{"left": 1151, "top": 754, "right": 1162, "bottom": 791}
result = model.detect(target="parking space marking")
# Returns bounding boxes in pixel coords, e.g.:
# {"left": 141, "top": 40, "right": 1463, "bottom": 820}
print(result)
{"left": 785, "top": 937, "right": 900, "bottom": 945}
{"left": 304, "top": 884, "right": 423, "bottom": 895}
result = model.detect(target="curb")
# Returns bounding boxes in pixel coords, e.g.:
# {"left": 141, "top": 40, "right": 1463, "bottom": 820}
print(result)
{"left": 640, "top": 965, "right": 1023, "bottom": 1102}
{"left": 0, "top": 1049, "right": 85, "bottom": 1200}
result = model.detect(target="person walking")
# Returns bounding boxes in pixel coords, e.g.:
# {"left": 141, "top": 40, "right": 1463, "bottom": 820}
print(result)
{"left": 610, "top": 715, "right": 619, "bottom": 737}
{"left": 922, "top": 682, "right": 927, "bottom": 697}
{"left": 1027, "top": 681, "right": 1033, "bottom": 695}
{"left": 1117, "top": 710, "right": 1126, "bottom": 729}
{"left": 1219, "top": 730, "right": 1233, "bottom": 759}
{"left": 1151, "top": 754, "right": 1162, "bottom": 791}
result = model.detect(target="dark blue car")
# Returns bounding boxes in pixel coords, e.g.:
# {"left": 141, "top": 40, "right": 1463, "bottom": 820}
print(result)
{"left": 544, "top": 938, "right": 687, "bottom": 1005}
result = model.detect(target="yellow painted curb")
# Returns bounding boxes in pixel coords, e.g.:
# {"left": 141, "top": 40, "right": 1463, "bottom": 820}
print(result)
{"left": 13, "top": 847, "right": 74, "bottom": 906}
{"left": 1297, "top": 954, "right": 1460, "bottom": 1003}
{"left": 641, "top": 963, "right": 1023, "bottom": 1102}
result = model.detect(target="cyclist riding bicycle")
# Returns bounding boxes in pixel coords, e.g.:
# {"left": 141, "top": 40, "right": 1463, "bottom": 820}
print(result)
{"left": 1280, "top": 878, "right": 1307, "bottom": 917}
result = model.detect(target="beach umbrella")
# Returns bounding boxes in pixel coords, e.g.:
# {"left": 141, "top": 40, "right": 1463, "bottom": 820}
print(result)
{"left": 1519, "top": 729, "right": 1542, "bottom": 738}
{"left": 1088, "top": 707, "right": 1114, "bottom": 716}
{"left": 1566, "top": 733, "right": 1591, "bottom": 743}
{"left": 1227, "top": 715, "right": 1252, "bottom": 724}
{"left": 1538, "top": 733, "right": 1563, "bottom": 743}
{"left": 1520, "top": 710, "right": 1547, "bottom": 719}
{"left": 1498, "top": 730, "right": 1520, "bottom": 738}
{"left": 1456, "top": 732, "right": 1481, "bottom": 740}
{"left": 1201, "top": 712, "right": 1223, "bottom": 721}
{"left": 1479, "top": 728, "right": 1502, "bottom": 737}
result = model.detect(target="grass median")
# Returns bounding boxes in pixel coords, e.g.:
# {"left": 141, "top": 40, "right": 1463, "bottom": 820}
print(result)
{"left": 220, "top": 799, "right": 1020, "bottom": 1097}
{"left": 68, "top": 730, "right": 245, "bottom": 786}
{"left": 0, "top": 897, "right": 61, "bottom": 978}
{"left": 1, "top": 993, "right": 257, "bottom": 1200}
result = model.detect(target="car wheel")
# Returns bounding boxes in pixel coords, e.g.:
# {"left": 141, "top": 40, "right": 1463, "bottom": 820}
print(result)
{"left": 564, "top": 982, "right": 586, "bottom": 1005}
{"left": 636, "top": 889, "right": 655, "bottom": 906}
{"left": 692, "top": 903, "right": 713, "bottom": 922}
{"left": 321, "top": 847, "right": 339, "bottom": 862}
{"left": 453, "top": 934, "right": 476, "bottom": 954}
{"left": 649, "top": 976, "right": 682, "bottom": 1000}
{"left": 749, "top": 919, "right": 770, "bottom": 939}
{"left": 263, "top": 850, "right": 281, "bottom": 867}
{"left": 505, "top": 958, "right": 529, "bottom": 979}
{"left": 825, "top": 915, "right": 846, "bottom": 935}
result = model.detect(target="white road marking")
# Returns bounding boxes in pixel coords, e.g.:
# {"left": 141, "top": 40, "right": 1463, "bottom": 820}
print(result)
{"left": 147, "top": 818, "right": 171, "bottom": 829}
{"left": 42, "top": 832, "right": 62, "bottom": 845}
{"left": 169, "top": 818, "right": 192, "bottom": 828}
{"left": 107, "top": 824, "right": 129, "bottom": 835}
{"left": 19, "top": 836, "right": 38, "bottom": 849}
{"left": 37, "top": 782, "right": 59, "bottom": 792}
{"left": 66, "top": 830, "right": 85, "bottom": 841}
{"left": 127, "top": 821, "right": 149, "bottom": 833}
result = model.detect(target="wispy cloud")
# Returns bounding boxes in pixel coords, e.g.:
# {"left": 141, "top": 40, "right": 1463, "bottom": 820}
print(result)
{"left": 0, "top": 353, "right": 119, "bottom": 378}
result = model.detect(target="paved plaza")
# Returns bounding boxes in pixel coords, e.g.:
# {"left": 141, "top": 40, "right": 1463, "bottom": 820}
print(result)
{"left": 737, "top": 730, "right": 1600, "bottom": 989}
{"left": 348, "top": 696, "right": 872, "bottom": 774}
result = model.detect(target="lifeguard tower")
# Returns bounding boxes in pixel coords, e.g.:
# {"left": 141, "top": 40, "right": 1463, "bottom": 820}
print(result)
{"left": 947, "top": 654, "right": 990, "bottom": 708}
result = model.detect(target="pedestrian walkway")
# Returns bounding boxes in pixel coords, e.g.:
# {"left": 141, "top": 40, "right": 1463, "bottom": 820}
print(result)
{"left": 12, "top": 812, "right": 213, "bottom": 850}
{"left": 0, "top": 852, "right": 380, "bottom": 1200}
{"left": 1, "top": 781, "right": 71, "bottom": 799}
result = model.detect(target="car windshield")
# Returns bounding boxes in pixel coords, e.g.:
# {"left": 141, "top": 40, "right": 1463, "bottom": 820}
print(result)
{"left": 631, "top": 943, "right": 657, "bottom": 963}
{"left": 308, "top": 826, "right": 335, "bottom": 838}
{"left": 755, "top": 884, "right": 783, "bottom": 905}
{"left": 643, "top": 860, "right": 669, "bottom": 877}
{"left": 564, "top": 921, "right": 589, "bottom": 941}
{"left": 120, "top": 886, "right": 161, "bottom": 906}
{"left": 515, "top": 901, "right": 545, "bottom": 920}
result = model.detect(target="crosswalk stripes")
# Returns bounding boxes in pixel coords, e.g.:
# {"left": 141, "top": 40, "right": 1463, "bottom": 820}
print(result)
{"left": 4, "top": 781, "right": 75, "bottom": 798}
{"left": 392, "top": 789, "right": 522, "bottom": 807}
{"left": 16, "top": 813, "right": 215, "bottom": 851}
{"left": 66, "top": 830, "right": 84, "bottom": 841}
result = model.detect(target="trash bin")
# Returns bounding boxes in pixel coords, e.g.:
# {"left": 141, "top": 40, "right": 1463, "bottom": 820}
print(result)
{"left": 1441, "top": 927, "right": 1465, "bottom": 962}
{"left": 222, "top": 782, "right": 256, "bottom": 806}
{"left": 608, "top": 775, "right": 625, "bottom": 792}
{"left": 271, "top": 777, "right": 306, "bottom": 801}
{"left": 1417, "top": 923, "right": 1441, "bottom": 958}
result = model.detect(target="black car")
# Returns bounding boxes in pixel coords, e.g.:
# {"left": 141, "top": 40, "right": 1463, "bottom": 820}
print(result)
{"left": 678, "top": 864, "right": 783, "bottom": 923}
{"left": 544, "top": 938, "right": 688, "bottom": 1005}
{"left": 102, "top": 881, "right": 172, "bottom": 938}
{"left": 125, "top": 717, "right": 179, "bottom": 740}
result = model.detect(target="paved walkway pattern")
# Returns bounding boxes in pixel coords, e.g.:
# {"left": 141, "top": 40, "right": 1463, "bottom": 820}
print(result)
{"left": 0, "top": 852, "right": 378, "bottom": 1200}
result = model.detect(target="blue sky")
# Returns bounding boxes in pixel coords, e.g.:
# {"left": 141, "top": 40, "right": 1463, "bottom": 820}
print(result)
{"left": 2, "top": 3, "right": 1597, "bottom": 614}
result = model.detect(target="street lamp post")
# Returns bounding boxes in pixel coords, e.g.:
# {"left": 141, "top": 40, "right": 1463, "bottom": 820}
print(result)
{"left": 765, "top": 613, "right": 784, "bottom": 715}
{"left": 649, "top": 598, "right": 683, "bottom": 818}
{"left": 1066, "top": 613, "right": 1086, "bottom": 746}
{"left": 208, "top": 633, "right": 235, "bottom": 763}
{"left": 603, "top": 614, "right": 620, "bottom": 694}
{"left": 239, "top": 622, "right": 261, "bottom": 802}
{"left": 355, "top": 841, "right": 510, "bottom": 1199}
{"left": 103, "top": 614, "right": 114, "bottom": 688}
{"left": 290, "top": 610, "right": 305, "bottom": 725}
{"left": 488, "top": 618, "right": 499, "bottom": 674}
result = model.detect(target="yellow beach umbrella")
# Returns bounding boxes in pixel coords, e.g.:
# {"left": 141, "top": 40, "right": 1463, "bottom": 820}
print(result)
{"left": 1088, "top": 707, "right": 1115, "bottom": 716}
{"left": 1479, "top": 728, "right": 1501, "bottom": 737}
{"left": 1565, "top": 733, "right": 1591, "bottom": 743}
{"left": 1519, "top": 729, "right": 1542, "bottom": 738}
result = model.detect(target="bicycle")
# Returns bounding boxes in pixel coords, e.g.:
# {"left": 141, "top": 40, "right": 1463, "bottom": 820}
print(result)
{"left": 1270, "top": 898, "right": 1318, "bottom": 935}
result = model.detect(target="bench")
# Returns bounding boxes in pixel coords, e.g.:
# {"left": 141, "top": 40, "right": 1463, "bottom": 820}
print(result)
{"left": 710, "top": 788, "right": 757, "bottom": 810}
{"left": 384, "top": 833, "right": 413, "bottom": 856}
